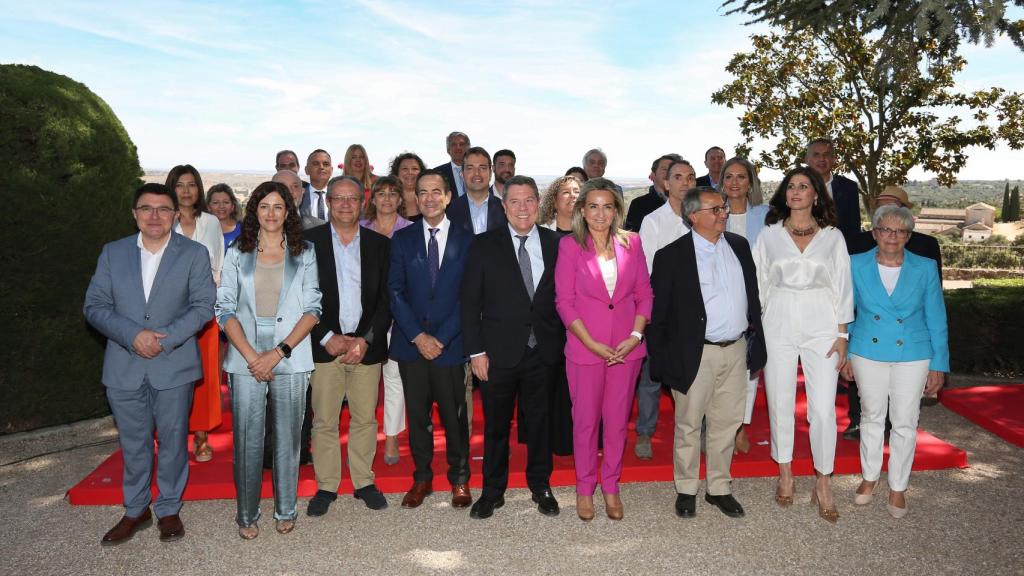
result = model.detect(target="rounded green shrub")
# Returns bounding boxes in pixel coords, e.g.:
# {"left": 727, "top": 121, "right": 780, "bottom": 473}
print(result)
{"left": 0, "top": 64, "right": 141, "bottom": 433}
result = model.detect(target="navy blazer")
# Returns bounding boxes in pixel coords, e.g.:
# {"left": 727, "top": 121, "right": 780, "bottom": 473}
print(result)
{"left": 433, "top": 162, "right": 460, "bottom": 197}
{"left": 624, "top": 186, "right": 666, "bottom": 232}
{"left": 848, "top": 248, "right": 949, "bottom": 371}
{"left": 387, "top": 219, "right": 473, "bottom": 366}
{"left": 831, "top": 174, "right": 862, "bottom": 247}
{"left": 647, "top": 231, "right": 767, "bottom": 394}
{"left": 446, "top": 193, "right": 507, "bottom": 235}
{"left": 84, "top": 233, "right": 216, "bottom": 391}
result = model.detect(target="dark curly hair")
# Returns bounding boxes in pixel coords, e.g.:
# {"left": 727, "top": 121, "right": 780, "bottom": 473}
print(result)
{"left": 765, "top": 166, "right": 838, "bottom": 229}
{"left": 236, "top": 181, "right": 306, "bottom": 256}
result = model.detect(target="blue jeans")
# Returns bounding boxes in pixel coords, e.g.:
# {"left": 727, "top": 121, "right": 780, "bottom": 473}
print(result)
{"left": 634, "top": 360, "right": 662, "bottom": 437}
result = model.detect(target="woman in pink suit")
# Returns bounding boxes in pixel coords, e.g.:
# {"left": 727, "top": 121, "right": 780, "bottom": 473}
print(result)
{"left": 555, "top": 178, "right": 654, "bottom": 522}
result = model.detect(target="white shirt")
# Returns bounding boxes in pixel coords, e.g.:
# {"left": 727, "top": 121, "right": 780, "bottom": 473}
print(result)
{"left": 878, "top": 263, "right": 901, "bottom": 296}
{"left": 421, "top": 216, "right": 452, "bottom": 264}
{"left": 137, "top": 233, "right": 170, "bottom": 303}
{"left": 175, "top": 211, "right": 224, "bottom": 285}
{"left": 320, "top": 226, "right": 363, "bottom": 346}
{"left": 599, "top": 257, "right": 617, "bottom": 298}
{"left": 508, "top": 224, "right": 544, "bottom": 293}
{"left": 693, "top": 233, "right": 748, "bottom": 342}
{"left": 727, "top": 211, "right": 747, "bottom": 238}
{"left": 823, "top": 174, "right": 834, "bottom": 199}
{"left": 639, "top": 201, "right": 691, "bottom": 273}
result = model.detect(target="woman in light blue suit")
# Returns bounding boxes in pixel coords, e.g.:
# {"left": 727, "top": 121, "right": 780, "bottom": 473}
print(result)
{"left": 719, "top": 157, "right": 771, "bottom": 453}
{"left": 840, "top": 204, "right": 947, "bottom": 519}
{"left": 216, "top": 181, "right": 321, "bottom": 539}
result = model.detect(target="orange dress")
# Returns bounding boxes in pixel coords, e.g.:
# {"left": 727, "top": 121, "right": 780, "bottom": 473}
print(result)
{"left": 188, "top": 318, "right": 222, "bottom": 431}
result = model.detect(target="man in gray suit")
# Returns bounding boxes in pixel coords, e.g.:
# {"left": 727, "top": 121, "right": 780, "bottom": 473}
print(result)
{"left": 84, "top": 183, "right": 216, "bottom": 546}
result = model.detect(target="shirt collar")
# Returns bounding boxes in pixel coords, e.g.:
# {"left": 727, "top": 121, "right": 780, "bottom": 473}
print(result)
{"left": 424, "top": 215, "right": 450, "bottom": 233}
{"left": 330, "top": 222, "right": 360, "bottom": 246}
{"left": 692, "top": 230, "right": 721, "bottom": 251}
{"left": 137, "top": 232, "right": 171, "bottom": 255}
{"left": 507, "top": 223, "right": 538, "bottom": 240}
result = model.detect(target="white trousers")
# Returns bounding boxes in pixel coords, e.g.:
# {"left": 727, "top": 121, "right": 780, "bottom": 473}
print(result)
{"left": 382, "top": 331, "right": 406, "bottom": 437}
{"left": 743, "top": 371, "right": 758, "bottom": 425}
{"left": 850, "top": 356, "right": 929, "bottom": 491}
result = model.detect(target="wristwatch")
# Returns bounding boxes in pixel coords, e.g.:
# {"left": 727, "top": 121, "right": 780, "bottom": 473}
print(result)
{"left": 836, "top": 333, "right": 849, "bottom": 341}
{"left": 630, "top": 331, "right": 644, "bottom": 342}
{"left": 277, "top": 342, "right": 293, "bottom": 358}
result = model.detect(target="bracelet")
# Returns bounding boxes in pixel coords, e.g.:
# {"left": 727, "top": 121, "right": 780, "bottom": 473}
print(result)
{"left": 630, "top": 331, "right": 644, "bottom": 342}
{"left": 836, "top": 333, "right": 849, "bottom": 341}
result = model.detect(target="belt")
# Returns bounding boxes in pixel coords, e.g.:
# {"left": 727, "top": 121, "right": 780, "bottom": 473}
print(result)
{"left": 703, "top": 337, "right": 741, "bottom": 347}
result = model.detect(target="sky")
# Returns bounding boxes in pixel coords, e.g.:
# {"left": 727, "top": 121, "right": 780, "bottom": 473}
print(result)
{"left": 2, "top": 0, "right": 1022, "bottom": 182}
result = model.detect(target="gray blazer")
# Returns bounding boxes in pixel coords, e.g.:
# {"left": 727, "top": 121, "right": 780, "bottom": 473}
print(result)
{"left": 216, "top": 241, "right": 322, "bottom": 374}
{"left": 84, "top": 232, "right": 216, "bottom": 391}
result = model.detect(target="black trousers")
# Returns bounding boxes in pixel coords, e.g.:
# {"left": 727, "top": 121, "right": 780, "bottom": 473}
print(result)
{"left": 480, "top": 346, "right": 554, "bottom": 499}
{"left": 399, "top": 358, "right": 470, "bottom": 485}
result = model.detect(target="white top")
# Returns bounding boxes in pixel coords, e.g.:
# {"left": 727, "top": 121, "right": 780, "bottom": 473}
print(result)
{"left": 727, "top": 211, "right": 747, "bottom": 238}
{"left": 136, "top": 233, "right": 170, "bottom": 303}
{"left": 878, "top": 263, "right": 901, "bottom": 296}
{"left": 176, "top": 211, "right": 224, "bottom": 285}
{"left": 753, "top": 223, "right": 854, "bottom": 331}
{"left": 599, "top": 257, "right": 617, "bottom": 297}
{"left": 638, "top": 201, "right": 690, "bottom": 273}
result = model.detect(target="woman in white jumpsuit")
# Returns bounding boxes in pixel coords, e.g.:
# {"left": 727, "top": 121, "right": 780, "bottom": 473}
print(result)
{"left": 754, "top": 166, "right": 853, "bottom": 523}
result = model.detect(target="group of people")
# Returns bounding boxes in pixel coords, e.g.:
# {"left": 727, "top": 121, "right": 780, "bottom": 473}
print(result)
{"left": 84, "top": 132, "right": 949, "bottom": 546}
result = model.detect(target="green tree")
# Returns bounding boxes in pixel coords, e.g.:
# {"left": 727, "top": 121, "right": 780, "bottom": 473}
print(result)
{"left": 1010, "top": 185, "right": 1022, "bottom": 221}
{"left": 0, "top": 64, "right": 141, "bottom": 433}
{"left": 711, "top": 19, "right": 1024, "bottom": 210}
{"left": 1002, "top": 181, "right": 1012, "bottom": 221}
{"left": 723, "top": 1, "right": 1024, "bottom": 74}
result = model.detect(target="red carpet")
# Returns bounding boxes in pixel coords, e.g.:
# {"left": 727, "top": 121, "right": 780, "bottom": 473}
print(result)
{"left": 941, "top": 385, "right": 1024, "bottom": 448}
{"left": 67, "top": 380, "right": 967, "bottom": 505}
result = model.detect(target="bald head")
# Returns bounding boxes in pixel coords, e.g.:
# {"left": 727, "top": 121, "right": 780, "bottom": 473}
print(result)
{"left": 272, "top": 169, "right": 305, "bottom": 207}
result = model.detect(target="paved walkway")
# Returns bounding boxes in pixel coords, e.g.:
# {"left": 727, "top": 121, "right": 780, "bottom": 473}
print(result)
{"left": 1, "top": 379, "right": 1021, "bottom": 576}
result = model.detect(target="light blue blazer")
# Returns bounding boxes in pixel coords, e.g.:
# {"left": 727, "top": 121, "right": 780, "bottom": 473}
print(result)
{"left": 736, "top": 203, "right": 770, "bottom": 247}
{"left": 216, "top": 242, "right": 322, "bottom": 375}
{"left": 848, "top": 248, "right": 949, "bottom": 371}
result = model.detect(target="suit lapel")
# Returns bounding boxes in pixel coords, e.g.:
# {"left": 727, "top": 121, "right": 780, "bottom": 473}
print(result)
{"left": 146, "top": 233, "right": 182, "bottom": 307}
{"left": 275, "top": 247, "right": 299, "bottom": 315}
{"left": 861, "top": 249, "right": 899, "bottom": 318}
{"left": 583, "top": 236, "right": 605, "bottom": 301}
{"left": 887, "top": 249, "right": 917, "bottom": 312}
{"left": 439, "top": 223, "right": 461, "bottom": 276}
{"left": 501, "top": 231, "right": 532, "bottom": 303}
{"left": 538, "top": 228, "right": 558, "bottom": 290}
{"left": 128, "top": 236, "right": 146, "bottom": 308}
{"left": 610, "top": 237, "right": 627, "bottom": 302}
{"left": 240, "top": 249, "right": 257, "bottom": 313}
{"left": 682, "top": 234, "right": 706, "bottom": 318}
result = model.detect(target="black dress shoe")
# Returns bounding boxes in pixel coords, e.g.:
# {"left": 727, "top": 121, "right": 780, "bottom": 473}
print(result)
{"left": 157, "top": 513, "right": 185, "bottom": 542}
{"left": 101, "top": 509, "right": 152, "bottom": 546}
{"left": 705, "top": 493, "right": 745, "bottom": 518}
{"left": 469, "top": 495, "right": 505, "bottom": 519}
{"left": 675, "top": 493, "right": 696, "bottom": 518}
{"left": 354, "top": 485, "right": 388, "bottom": 510}
{"left": 532, "top": 489, "right": 560, "bottom": 517}
{"left": 306, "top": 490, "right": 338, "bottom": 517}
{"left": 842, "top": 423, "right": 861, "bottom": 440}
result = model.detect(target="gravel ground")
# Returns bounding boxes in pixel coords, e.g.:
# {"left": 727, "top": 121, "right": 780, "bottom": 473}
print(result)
{"left": 1, "top": 379, "right": 1021, "bottom": 576}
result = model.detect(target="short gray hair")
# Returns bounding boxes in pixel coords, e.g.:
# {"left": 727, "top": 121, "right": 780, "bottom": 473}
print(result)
{"left": 582, "top": 148, "right": 607, "bottom": 166}
{"left": 682, "top": 186, "right": 723, "bottom": 223}
{"left": 446, "top": 131, "right": 469, "bottom": 149}
{"left": 872, "top": 204, "right": 914, "bottom": 232}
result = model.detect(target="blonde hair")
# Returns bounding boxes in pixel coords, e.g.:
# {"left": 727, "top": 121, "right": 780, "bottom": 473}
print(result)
{"left": 539, "top": 176, "right": 580, "bottom": 226}
{"left": 343, "top": 144, "right": 374, "bottom": 191}
{"left": 570, "top": 178, "right": 632, "bottom": 250}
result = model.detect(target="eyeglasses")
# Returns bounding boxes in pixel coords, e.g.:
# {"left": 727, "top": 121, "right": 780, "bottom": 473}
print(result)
{"left": 134, "top": 206, "right": 176, "bottom": 217}
{"left": 693, "top": 204, "right": 730, "bottom": 216}
{"left": 874, "top": 227, "right": 910, "bottom": 239}
{"left": 329, "top": 195, "right": 361, "bottom": 204}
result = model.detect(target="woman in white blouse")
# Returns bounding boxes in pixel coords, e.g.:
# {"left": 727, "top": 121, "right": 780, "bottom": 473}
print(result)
{"left": 753, "top": 166, "right": 853, "bottom": 523}
{"left": 166, "top": 165, "right": 226, "bottom": 462}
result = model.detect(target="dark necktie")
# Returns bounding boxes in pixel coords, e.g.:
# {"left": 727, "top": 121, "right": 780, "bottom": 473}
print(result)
{"left": 517, "top": 235, "right": 537, "bottom": 348}
{"left": 428, "top": 228, "right": 440, "bottom": 289}
{"left": 315, "top": 190, "right": 325, "bottom": 220}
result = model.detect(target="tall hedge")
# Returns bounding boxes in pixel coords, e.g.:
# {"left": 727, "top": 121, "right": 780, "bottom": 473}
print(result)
{"left": 0, "top": 65, "right": 141, "bottom": 433}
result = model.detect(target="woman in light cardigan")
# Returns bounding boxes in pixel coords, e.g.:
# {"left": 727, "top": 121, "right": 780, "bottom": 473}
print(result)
{"left": 841, "top": 204, "right": 948, "bottom": 518}
{"left": 216, "top": 181, "right": 321, "bottom": 539}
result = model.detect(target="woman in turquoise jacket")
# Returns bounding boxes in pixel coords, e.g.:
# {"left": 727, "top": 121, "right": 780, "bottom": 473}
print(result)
{"left": 840, "top": 204, "right": 948, "bottom": 519}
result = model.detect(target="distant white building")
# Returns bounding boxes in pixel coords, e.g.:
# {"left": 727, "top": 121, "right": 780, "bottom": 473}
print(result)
{"left": 965, "top": 203, "right": 996, "bottom": 228}
{"left": 962, "top": 222, "right": 993, "bottom": 243}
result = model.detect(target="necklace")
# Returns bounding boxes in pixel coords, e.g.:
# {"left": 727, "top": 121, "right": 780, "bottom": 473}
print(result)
{"left": 785, "top": 219, "right": 818, "bottom": 237}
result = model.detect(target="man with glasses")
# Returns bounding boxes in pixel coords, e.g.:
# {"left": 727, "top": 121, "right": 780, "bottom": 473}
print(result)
{"left": 647, "top": 186, "right": 766, "bottom": 519}
{"left": 305, "top": 176, "right": 393, "bottom": 516}
{"left": 85, "top": 183, "right": 216, "bottom": 545}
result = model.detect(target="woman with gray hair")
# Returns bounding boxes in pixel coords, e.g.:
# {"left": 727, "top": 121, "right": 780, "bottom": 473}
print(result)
{"left": 719, "top": 157, "right": 770, "bottom": 454}
{"left": 840, "top": 204, "right": 948, "bottom": 518}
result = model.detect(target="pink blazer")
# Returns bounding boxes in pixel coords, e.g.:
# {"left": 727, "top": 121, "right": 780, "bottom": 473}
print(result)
{"left": 555, "top": 233, "right": 654, "bottom": 365}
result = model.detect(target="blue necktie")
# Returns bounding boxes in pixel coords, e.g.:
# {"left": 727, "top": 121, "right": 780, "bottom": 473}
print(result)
{"left": 428, "top": 228, "right": 440, "bottom": 289}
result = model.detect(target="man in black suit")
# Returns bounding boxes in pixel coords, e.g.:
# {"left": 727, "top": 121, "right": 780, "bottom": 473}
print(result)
{"left": 434, "top": 131, "right": 470, "bottom": 198}
{"left": 695, "top": 146, "right": 726, "bottom": 188}
{"left": 648, "top": 186, "right": 767, "bottom": 519}
{"left": 805, "top": 138, "right": 862, "bottom": 246}
{"left": 305, "top": 175, "right": 393, "bottom": 516}
{"left": 624, "top": 153, "right": 682, "bottom": 232}
{"left": 461, "top": 175, "right": 564, "bottom": 519}
{"left": 302, "top": 149, "right": 334, "bottom": 221}
{"left": 446, "top": 146, "right": 507, "bottom": 235}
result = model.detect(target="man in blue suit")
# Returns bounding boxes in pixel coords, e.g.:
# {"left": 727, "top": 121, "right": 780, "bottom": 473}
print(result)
{"left": 446, "top": 146, "right": 507, "bottom": 235}
{"left": 84, "top": 183, "right": 216, "bottom": 546}
{"left": 433, "top": 131, "right": 470, "bottom": 197}
{"left": 389, "top": 169, "right": 475, "bottom": 510}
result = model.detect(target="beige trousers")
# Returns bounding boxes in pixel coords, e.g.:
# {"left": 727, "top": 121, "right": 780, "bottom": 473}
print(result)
{"left": 310, "top": 360, "right": 382, "bottom": 491}
{"left": 672, "top": 339, "right": 747, "bottom": 496}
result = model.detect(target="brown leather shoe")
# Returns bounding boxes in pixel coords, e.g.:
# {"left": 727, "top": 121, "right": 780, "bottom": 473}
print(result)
{"left": 401, "top": 481, "right": 433, "bottom": 509}
{"left": 157, "top": 513, "right": 185, "bottom": 542}
{"left": 604, "top": 493, "right": 624, "bottom": 521}
{"left": 451, "top": 484, "right": 472, "bottom": 508}
{"left": 101, "top": 509, "right": 153, "bottom": 546}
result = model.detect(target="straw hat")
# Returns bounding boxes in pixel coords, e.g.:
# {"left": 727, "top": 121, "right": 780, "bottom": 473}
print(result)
{"left": 876, "top": 185, "right": 914, "bottom": 209}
